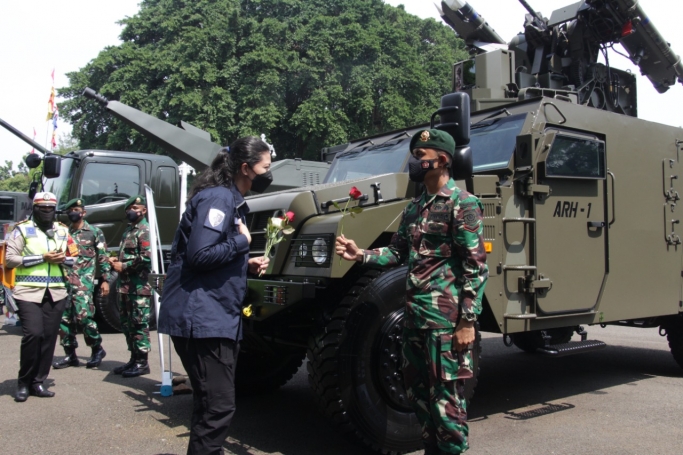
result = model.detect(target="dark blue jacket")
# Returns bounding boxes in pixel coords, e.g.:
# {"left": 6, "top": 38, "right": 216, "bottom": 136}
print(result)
{"left": 158, "top": 185, "right": 250, "bottom": 340}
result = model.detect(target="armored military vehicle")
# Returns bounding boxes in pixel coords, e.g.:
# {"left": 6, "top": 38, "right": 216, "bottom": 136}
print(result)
{"left": 226, "top": 0, "right": 683, "bottom": 453}
{"left": 0, "top": 192, "right": 31, "bottom": 225}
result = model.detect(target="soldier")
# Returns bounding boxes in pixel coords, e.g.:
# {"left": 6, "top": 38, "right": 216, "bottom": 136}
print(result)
{"left": 4, "top": 192, "right": 76, "bottom": 402}
{"left": 336, "top": 129, "right": 488, "bottom": 455}
{"left": 52, "top": 198, "right": 111, "bottom": 370}
{"left": 108, "top": 195, "right": 152, "bottom": 378}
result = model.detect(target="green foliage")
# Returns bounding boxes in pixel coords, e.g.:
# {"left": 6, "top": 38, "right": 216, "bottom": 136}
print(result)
{"left": 0, "top": 160, "right": 30, "bottom": 192}
{"left": 59, "top": 0, "right": 467, "bottom": 160}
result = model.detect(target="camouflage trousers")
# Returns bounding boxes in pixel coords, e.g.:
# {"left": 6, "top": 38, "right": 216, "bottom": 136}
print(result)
{"left": 119, "top": 293, "right": 151, "bottom": 355}
{"left": 402, "top": 328, "right": 473, "bottom": 454}
{"left": 59, "top": 286, "right": 102, "bottom": 349}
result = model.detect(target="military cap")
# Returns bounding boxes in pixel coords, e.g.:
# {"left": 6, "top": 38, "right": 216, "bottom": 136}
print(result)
{"left": 64, "top": 198, "right": 85, "bottom": 210}
{"left": 409, "top": 129, "right": 456, "bottom": 156}
{"left": 33, "top": 192, "right": 58, "bottom": 206}
{"left": 124, "top": 195, "right": 146, "bottom": 209}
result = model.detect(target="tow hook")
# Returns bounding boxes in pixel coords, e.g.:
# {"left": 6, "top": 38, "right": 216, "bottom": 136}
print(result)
{"left": 503, "top": 334, "right": 513, "bottom": 347}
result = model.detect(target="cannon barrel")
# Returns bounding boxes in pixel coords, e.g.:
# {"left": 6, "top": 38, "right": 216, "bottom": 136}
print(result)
{"left": 0, "top": 117, "right": 52, "bottom": 156}
{"left": 82, "top": 88, "right": 222, "bottom": 170}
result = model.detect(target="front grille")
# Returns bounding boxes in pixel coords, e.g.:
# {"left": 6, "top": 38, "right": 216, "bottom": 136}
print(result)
{"left": 290, "top": 234, "right": 334, "bottom": 267}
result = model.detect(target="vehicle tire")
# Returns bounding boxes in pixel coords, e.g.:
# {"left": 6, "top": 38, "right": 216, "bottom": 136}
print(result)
{"left": 307, "top": 267, "right": 481, "bottom": 454}
{"left": 94, "top": 272, "right": 122, "bottom": 333}
{"left": 235, "top": 337, "right": 306, "bottom": 395}
{"left": 662, "top": 316, "right": 683, "bottom": 369}
{"left": 510, "top": 327, "right": 574, "bottom": 353}
{"left": 93, "top": 271, "right": 157, "bottom": 333}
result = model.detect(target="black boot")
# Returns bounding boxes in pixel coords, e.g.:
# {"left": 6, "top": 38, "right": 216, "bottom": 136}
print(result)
{"left": 14, "top": 384, "right": 29, "bottom": 402}
{"left": 29, "top": 384, "right": 55, "bottom": 398}
{"left": 53, "top": 347, "right": 80, "bottom": 369}
{"left": 86, "top": 345, "right": 107, "bottom": 369}
{"left": 113, "top": 356, "right": 136, "bottom": 375}
{"left": 122, "top": 354, "right": 151, "bottom": 378}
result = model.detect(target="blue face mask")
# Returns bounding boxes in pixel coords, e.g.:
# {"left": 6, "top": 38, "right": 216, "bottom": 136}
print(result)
{"left": 126, "top": 210, "right": 141, "bottom": 222}
{"left": 408, "top": 156, "right": 439, "bottom": 183}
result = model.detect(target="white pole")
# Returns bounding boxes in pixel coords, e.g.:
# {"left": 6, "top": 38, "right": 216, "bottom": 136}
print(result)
{"left": 144, "top": 184, "right": 173, "bottom": 396}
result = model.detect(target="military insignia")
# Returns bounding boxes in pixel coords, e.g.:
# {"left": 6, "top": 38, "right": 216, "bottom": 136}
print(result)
{"left": 43, "top": 194, "right": 50, "bottom": 201}
{"left": 77, "top": 199, "right": 82, "bottom": 206}
{"left": 462, "top": 209, "right": 479, "bottom": 232}
{"left": 205, "top": 208, "right": 226, "bottom": 230}
{"left": 68, "top": 243, "right": 79, "bottom": 256}
{"left": 135, "top": 197, "right": 141, "bottom": 203}
{"left": 12, "top": 229, "right": 20, "bottom": 239}
{"left": 420, "top": 130, "right": 430, "bottom": 142}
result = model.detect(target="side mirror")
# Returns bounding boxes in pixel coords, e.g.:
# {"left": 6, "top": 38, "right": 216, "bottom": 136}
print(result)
{"left": 451, "top": 146, "right": 473, "bottom": 180}
{"left": 25, "top": 153, "right": 42, "bottom": 169}
{"left": 431, "top": 92, "right": 471, "bottom": 146}
{"left": 43, "top": 154, "right": 61, "bottom": 179}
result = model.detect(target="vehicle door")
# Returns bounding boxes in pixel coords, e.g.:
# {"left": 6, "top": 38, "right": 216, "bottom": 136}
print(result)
{"left": 533, "top": 130, "right": 608, "bottom": 315}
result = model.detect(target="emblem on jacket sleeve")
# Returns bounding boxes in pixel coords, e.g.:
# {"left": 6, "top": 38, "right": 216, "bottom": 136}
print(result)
{"left": 206, "top": 208, "right": 226, "bottom": 229}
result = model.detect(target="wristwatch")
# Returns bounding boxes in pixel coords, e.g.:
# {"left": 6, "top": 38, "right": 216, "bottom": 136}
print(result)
{"left": 462, "top": 313, "right": 478, "bottom": 322}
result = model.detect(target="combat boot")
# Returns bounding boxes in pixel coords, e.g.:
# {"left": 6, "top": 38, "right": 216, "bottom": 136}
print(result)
{"left": 113, "top": 356, "right": 136, "bottom": 375}
{"left": 121, "top": 354, "right": 151, "bottom": 378}
{"left": 53, "top": 347, "right": 80, "bottom": 369}
{"left": 86, "top": 345, "right": 107, "bottom": 369}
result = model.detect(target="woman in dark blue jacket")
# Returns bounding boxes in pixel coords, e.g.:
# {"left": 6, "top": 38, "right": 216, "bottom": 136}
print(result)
{"left": 158, "top": 136, "right": 271, "bottom": 455}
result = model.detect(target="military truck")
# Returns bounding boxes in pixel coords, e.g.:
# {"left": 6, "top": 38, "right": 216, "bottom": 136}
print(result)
{"left": 0, "top": 192, "right": 31, "bottom": 225}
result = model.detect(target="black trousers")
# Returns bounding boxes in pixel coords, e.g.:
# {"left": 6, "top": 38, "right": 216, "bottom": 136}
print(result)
{"left": 172, "top": 336, "right": 240, "bottom": 455}
{"left": 16, "top": 292, "right": 67, "bottom": 387}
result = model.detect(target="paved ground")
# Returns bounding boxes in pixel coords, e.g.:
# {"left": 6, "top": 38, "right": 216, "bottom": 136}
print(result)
{"left": 0, "top": 318, "right": 682, "bottom": 455}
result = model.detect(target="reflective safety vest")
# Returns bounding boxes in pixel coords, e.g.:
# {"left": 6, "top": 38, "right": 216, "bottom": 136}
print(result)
{"left": 14, "top": 222, "right": 69, "bottom": 288}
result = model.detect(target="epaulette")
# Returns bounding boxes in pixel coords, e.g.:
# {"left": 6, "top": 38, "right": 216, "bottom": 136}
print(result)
{"left": 55, "top": 221, "right": 70, "bottom": 230}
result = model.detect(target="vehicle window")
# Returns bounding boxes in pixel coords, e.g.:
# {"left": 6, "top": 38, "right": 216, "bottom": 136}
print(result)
{"left": 79, "top": 163, "right": 140, "bottom": 205}
{"left": 545, "top": 135, "right": 605, "bottom": 179}
{"left": 43, "top": 158, "right": 75, "bottom": 210}
{"left": 324, "top": 140, "right": 410, "bottom": 183}
{"left": 0, "top": 198, "right": 14, "bottom": 221}
{"left": 470, "top": 114, "right": 526, "bottom": 172}
{"left": 155, "top": 166, "right": 177, "bottom": 208}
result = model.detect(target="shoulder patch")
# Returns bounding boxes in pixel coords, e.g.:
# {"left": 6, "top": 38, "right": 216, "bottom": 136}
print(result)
{"left": 13, "top": 229, "right": 20, "bottom": 239}
{"left": 462, "top": 208, "right": 480, "bottom": 232}
{"left": 205, "top": 208, "right": 226, "bottom": 231}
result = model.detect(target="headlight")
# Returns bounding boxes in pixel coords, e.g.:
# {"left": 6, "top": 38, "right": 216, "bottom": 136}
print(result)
{"left": 312, "top": 238, "right": 328, "bottom": 265}
{"left": 290, "top": 234, "right": 334, "bottom": 267}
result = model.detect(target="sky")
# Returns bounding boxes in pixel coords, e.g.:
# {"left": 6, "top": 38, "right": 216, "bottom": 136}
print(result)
{"left": 1, "top": 0, "right": 681, "bottom": 170}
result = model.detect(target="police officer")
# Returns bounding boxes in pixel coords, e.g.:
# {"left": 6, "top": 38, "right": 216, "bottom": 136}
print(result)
{"left": 336, "top": 129, "right": 489, "bottom": 455}
{"left": 109, "top": 195, "right": 152, "bottom": 378}
{"left": 53, "top": 198, "right": 111, "bottom": 369}
{"left": 4, "top": 192, "right": 75, "bottom": 402}
{"left": 158, "top": 137, "right": 270, "bottom": 455}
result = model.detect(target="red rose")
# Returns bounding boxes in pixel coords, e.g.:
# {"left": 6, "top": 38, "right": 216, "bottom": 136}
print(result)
{"left": 349, "top": 186, "right": 362, "bottom": 200}
{"left": 284, "top": 211, "right": 295, "bottom": 223}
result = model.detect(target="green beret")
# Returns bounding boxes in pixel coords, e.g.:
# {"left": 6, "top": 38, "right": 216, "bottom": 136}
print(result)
{"left": 124, "top": 195, "right": 146, "bottom": 208}
{"left": 409, "top": 129, "right": 456, "bottom": 156}
{"left": 64, "top": 198, "right": 84, "bottom": 210}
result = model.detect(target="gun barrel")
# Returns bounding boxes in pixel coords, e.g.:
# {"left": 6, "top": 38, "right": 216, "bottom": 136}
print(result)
{"left": 0, "top": 117, "right": 52, "bottom": 155}
{"left": 518, "top": 0, "right": 543, "bottom": 22}
{"left": 82, "top": 87, "right": 222, "bottom": 170}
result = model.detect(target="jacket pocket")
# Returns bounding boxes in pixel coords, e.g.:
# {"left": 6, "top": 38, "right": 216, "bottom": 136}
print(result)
{"left": 419, "top": 233, "right": 452, "bottom": 258}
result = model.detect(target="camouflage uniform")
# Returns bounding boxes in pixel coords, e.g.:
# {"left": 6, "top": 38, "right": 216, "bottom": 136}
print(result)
{"left": 117, "top": 217, "right": 152, "bottom": 356}
{"left": 59, "top": 220, "right": 111, "bottom": 348}
{"left": 364, "top": 178, "right": 488, "bottom": 454}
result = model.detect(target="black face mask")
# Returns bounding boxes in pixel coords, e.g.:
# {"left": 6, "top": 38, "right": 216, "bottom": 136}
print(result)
{"left": 33, "top": 207, "right": 56, "bottom": 230}
{"left": 126, "top": 210, "right": 142, "bottom": 222}
{"left": 67, "top": 212, "right": 84, "bottom": 223}
{"left": 408, "top": 156, "right": 439, "bottom": 183}
{"left": 250, "top": 169, "right": 273, "bottom": 193}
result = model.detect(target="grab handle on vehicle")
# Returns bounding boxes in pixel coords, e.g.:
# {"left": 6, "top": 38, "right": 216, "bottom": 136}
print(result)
{"left": 607, "top": 170, "right": 616, "bottom": 227}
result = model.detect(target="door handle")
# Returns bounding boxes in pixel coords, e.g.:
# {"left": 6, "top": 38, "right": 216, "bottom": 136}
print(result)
{"left": 607, "top": 170, "right": 616, "bottom": 226}
{"left": 587, "top": 221, "right": 605, "bottom": 228}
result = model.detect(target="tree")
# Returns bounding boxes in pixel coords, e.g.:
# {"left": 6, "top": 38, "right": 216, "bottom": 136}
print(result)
{"left": 0, "top": 160, "right": 31, "bottom": 192}
{"left": 59, "top": 0, "right": 468, "bottom": 160}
